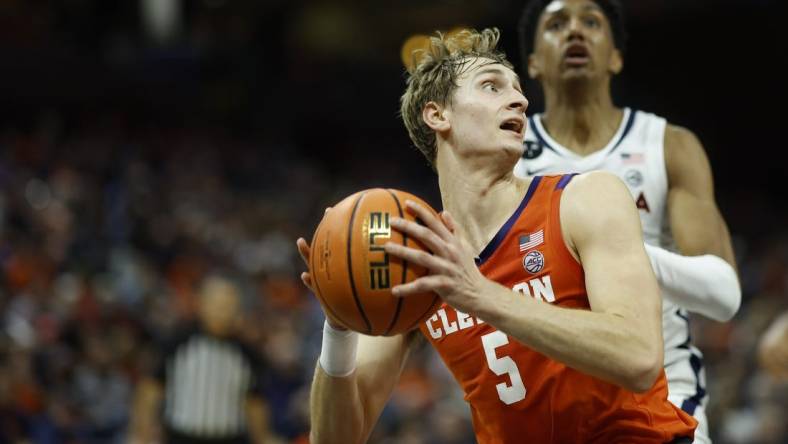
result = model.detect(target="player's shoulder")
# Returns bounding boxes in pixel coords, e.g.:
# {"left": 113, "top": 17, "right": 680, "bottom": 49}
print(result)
{"left": 559, "top": 172, "right": 632, "bottom": 221}
{"left": 558, "top": 172, "right": 639, "bottom": 248}
{"left": 562, "top": 171, "right": 628, "bottom": 199}
{"left": 664, "top": 123, "right": 703, "bottom": 152}
{"left": 662, "top": 123, "right": 710, "bottom": 178}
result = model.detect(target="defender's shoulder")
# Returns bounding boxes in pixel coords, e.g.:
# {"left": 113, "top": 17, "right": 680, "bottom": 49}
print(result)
{"left": 664, "top": 123, "right": 704, "bottom": 153}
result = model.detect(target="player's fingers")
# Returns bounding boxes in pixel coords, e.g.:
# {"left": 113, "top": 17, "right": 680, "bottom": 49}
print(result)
{"left": 296, "top": 237, "right": 311, "bottom": 267}
{"left": 441, "top": 210, "right": 457, "bottom": 234}
{"left": 384, "top": 242, "right": 452, "bottom": 275}
{"left": 404, "top": 200, "right": 453, "bottom": 241}
{"left": 390, "top": 217, "right": 447, "bottom": 257}
{"left": 439, "top": 211, "right": 471, "bottom": 261}
{"left": 391, "top": 275, "right": 446, "bottom": 297}
{"left": 300, "top": 272, "right": 315, "bottom": 292}
{"left": 325, "top": 316, "right": 348, "bottom": 331}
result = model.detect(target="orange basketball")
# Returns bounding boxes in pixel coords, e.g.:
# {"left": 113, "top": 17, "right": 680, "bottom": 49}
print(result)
{"left": 309, "top": 188, "right": 442, "bottom": 336}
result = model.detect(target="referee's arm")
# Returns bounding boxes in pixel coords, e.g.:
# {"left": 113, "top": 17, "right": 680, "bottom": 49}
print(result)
{"left": 245, "top": 395, "right": 277, "bottom": 444}
{"left": 130, "top": 377, "right": 163, "bottom": 444}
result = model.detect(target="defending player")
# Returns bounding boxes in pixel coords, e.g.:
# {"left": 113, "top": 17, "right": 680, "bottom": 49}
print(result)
{"left": 514, "top": 2, "right": 741, "bottom": 441}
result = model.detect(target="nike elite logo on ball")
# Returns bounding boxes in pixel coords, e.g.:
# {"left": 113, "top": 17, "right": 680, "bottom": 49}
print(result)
{"left": 309, "top": 188, "right": 441, "bottom": 336}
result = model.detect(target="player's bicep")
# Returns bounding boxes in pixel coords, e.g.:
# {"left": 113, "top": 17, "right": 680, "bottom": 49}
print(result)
{"left": 562, "top": 172, "right": 661, "bottom": 320}
{"left": 665, "top": 125, "right": 736, "bottom": 266}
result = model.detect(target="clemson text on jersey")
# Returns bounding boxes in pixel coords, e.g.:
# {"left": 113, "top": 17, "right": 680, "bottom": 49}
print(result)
{"left": 424, "top": 275, "right": 555, "bottom": 339}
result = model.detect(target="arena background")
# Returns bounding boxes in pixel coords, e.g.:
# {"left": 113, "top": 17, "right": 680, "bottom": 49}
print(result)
{"left": 0, "top": 1, "right": 785, "bottom": 443}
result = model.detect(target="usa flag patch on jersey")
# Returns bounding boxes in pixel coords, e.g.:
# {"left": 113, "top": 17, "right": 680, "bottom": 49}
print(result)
{"left": 519, "top": 229, "right": 544, "bottom": 253}
{"left": 620, "top": 152, "right": 644, "bottom": 164}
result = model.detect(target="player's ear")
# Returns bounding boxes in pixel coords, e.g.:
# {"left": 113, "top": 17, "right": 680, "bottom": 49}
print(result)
{"left": 608, "top": 48, "right": 623, "bottom": 75}
{"left": 527, "top": 53, "right": 542, "bottom": 80}
{"left": 423, "top": 101, "right": 450, "bottom": 132}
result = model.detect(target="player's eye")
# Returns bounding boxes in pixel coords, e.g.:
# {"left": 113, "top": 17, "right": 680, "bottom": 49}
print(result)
{"left": 546, "top": 18, "right": 564, "bottom": 31}
{"left": 584, "top": 16, "right": 600, "bottom": 28}
{"left": 482, "top": 81, "right": 499, "bottom": 93}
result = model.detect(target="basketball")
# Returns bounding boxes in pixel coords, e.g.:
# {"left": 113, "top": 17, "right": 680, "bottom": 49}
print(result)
{"left": 309, "top": 188, "right": 442, "bottom": 336}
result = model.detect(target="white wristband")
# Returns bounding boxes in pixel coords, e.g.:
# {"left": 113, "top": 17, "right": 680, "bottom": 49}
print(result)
{"left": 318, "top": 320, "right": 359, "bottom": 377}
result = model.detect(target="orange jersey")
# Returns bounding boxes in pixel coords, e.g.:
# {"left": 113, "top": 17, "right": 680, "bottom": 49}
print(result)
{"left": 419, "top": 174, "right": 696, "bottom": 444}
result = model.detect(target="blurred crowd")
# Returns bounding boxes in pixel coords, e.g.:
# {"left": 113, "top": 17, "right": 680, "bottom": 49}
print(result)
{"left": 0, "top": 109, "right": 786, "bottom": 444}
{"left": 0, "top": 0, "right": 786, "bottom": 443}
{"left": 0, "top": 110, "right": 473, "bottom": 444}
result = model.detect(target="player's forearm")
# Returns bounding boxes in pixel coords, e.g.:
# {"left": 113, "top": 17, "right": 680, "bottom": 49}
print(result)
{"left": 476, "top": 281, "right": 662, "bottom": 392}
{"left": 645, "top": 243, "right": 741, "bottom": 322}
{"left": 309, "top": 365, "right": 367, "bottom": 444}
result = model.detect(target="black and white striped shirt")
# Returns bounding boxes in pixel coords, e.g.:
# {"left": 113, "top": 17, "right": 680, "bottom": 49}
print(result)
{"left": 156, "top": 326, "right": 263, "bottom": 442}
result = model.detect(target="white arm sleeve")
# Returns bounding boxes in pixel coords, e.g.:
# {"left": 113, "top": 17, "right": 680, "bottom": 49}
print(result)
{"left": 644, "top": 243, "right": 741, "bottom": 322}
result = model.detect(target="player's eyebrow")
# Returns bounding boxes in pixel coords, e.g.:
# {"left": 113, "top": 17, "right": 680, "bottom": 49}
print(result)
{"left": 583, "top": 3, "right": 604, "bottom": 13}
{"left": 473, "top": 67, "right": 522, "bottom": 91}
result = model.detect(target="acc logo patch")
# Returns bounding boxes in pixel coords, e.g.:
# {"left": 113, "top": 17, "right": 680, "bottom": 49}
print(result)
{"left": 522, "top": 141, "right": 544, "bottom": 159}
{"left": 523, "top": 250, "right": 545, "bottom": 274}
{"left": 625, "top": 169, "right": 643, "bottom": 187}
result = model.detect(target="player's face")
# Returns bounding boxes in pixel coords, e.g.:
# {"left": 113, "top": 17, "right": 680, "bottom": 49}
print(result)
{"left": 528, "top": 0, "right": 622, "bottom": 83}
{"left": 444, "top": 58, "right": 528, "bottom": 158}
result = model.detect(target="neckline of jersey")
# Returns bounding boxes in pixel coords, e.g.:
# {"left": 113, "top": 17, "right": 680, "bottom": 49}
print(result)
{"left": 475, "top": 176, "right": 543, "bottom": 267}
{"left": 530, "top": 107, "right": 635, "bottom": 161}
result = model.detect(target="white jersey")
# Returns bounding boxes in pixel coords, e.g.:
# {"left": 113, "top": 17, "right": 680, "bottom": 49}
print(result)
{"left": 515, "top": 108, "right": 710, "bottom": 443}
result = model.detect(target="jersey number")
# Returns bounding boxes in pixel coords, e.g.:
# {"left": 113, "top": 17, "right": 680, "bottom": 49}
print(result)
{"left": 481, "top": 331, "right": 526, "bottom": 405}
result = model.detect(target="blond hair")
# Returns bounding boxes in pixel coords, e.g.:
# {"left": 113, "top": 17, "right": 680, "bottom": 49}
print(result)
{"left": 400, "top": 28, "right": 513, "bottom": 168}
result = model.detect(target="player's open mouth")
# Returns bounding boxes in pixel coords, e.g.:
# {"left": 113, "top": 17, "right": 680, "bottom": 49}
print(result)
{"left": 564, "top": 43, "right": 590, "bottom": 66}
{"left": 500, "top": 118, "right": 524, "bottom": 137}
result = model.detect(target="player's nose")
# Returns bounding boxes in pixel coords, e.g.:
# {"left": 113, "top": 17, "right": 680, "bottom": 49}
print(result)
{"left": 566, "top": 17, "right": 586, "bottom": 41}
{"left": 507, "top": 90, "right": 528, "bottom": 114}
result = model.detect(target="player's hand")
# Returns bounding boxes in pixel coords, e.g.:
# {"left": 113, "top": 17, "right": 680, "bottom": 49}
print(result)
{"left": 758, "top": 312, "right": 788, "bottom": 379}
{"left": 296, "top": 209, "right": 347, "bottom": 330}
{"left": 384, "top": 200, "right": 491, "bottom": 315}
{"left": 295, "top": 236, "right": 317, "bottom": 293}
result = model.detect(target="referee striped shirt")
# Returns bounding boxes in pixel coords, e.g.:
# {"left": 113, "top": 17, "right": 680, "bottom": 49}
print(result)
{"left": 156, "top": 325, "right": 263, "bottom": 442}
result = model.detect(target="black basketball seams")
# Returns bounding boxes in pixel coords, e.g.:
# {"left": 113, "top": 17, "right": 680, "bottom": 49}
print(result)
{"left": 383, "top": 189, "right": 406, "bottom": 336}
{"left": 347, "top": 191, "right": 373, "bottom": 334}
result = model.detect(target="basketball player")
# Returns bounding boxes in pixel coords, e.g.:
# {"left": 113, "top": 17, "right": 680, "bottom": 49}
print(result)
{"left": 513, "top": 2, "right": 741, "bottom": 441}
{"left": 296, "top": 28, "right": 696, "bottom": 443}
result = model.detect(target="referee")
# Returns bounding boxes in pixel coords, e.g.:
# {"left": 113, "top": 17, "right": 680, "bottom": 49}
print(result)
{"left": 130, "top": 275, "right": 276, "bottom": 444}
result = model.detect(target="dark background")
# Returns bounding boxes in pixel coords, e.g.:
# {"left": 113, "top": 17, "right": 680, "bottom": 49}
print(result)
{"left": 0, "top": 1, "right": 785, "bottom": 443}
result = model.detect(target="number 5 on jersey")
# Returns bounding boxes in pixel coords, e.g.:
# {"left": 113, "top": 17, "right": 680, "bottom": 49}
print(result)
{"left": 482, "top": 331, "right": 526, "bottom": 405}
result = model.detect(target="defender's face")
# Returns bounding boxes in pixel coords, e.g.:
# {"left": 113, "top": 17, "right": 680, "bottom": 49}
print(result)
{"left": 529, "top": 0, "right": 621, "bottom": 82}
{"left": 445, "top": 58, "right": 529, "bottom": 157}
